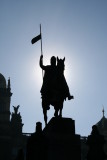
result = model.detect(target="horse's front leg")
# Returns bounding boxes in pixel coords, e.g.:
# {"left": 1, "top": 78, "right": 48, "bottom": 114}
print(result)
{"left": 42, "top": 99, "right": 49, "bottom": 126}
{"left": 43, "top": 108, "right": 47, "bottom": 126}
{"left": 54, "top": 109, "right": 58, "bottom": 117}
{"left": 59, "top": 109, "right": 62, "bottom": 117}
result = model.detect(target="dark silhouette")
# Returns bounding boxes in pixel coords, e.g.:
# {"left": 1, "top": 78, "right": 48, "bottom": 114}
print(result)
{"left": 26, "top": 122, "right": 47, "bottom": 160}
{"left": 15, "top": 148, "right": 24, "bottom": 160}
{"left": 26, "top": 118, "right": 81, "bottom": 160}
{"left": 13, "top": 105, "right": 20, "bottom": 114}
{"left": 86, "top": 125, "right": 107, "bottom": 160}
{"left": 40, "top": 55, "right": 74, "bottom": 125}
{"left": 11, "top": 105, "right": 23, "bottom": 136}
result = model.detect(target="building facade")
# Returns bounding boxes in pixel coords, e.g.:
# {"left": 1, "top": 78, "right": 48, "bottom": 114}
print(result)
{"left": 0, "top": 73, "right": 28, "bottom": 160}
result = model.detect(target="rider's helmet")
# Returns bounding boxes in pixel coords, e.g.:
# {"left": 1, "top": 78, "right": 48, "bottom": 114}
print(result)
{"left": 50, "top": 56, "right": 56, "bottom": 66}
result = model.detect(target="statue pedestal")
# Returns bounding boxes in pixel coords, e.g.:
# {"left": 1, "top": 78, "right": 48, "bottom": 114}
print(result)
{"left": 43, "top": 117, "right": 81, "bottom": 160}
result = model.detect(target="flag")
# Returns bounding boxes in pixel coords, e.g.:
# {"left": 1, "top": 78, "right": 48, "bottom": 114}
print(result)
{"left": 31, "top": 34, "right": 41, "bottom": 44}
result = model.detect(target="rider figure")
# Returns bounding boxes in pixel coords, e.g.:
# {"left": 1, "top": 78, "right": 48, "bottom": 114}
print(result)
{"left": 40, "top": 55, "right": 57, "bottom": 99}
{"left": 39, "top": 55, "right": 73, "bottom": 102}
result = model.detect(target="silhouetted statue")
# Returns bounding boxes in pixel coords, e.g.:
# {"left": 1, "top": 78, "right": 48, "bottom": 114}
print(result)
{"left": 40, "top": 55, "right": 74, "bottom": 125}
{"left": 86, "top": 125, "right": 107, "bottom": 160}
{"left": 11, "top": 105, "right": 23, "bottom": 135}
{"left": 13, "top": 105, "right": 20, "bottom": 114}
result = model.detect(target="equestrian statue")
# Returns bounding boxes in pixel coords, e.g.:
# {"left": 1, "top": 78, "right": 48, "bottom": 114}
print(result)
{"left": 39, "top": 54, "right": 74, "bottom": 125}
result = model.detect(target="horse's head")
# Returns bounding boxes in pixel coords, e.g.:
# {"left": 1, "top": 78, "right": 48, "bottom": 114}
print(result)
{"left": 57, "top": 57, "right": 65, "bottom": 73}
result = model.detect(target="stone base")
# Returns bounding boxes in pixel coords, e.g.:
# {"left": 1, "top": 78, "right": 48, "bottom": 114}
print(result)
{"left": 43, "top": 117, "right": 81, "bottom": 160}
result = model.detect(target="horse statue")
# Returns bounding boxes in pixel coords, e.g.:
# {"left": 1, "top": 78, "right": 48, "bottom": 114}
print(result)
{"left": 40, "top": 55, "right": 74, "bottom": 125}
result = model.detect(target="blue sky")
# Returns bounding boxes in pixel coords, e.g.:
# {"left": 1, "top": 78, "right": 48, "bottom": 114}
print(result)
{"left": 0, "top": 0, "right": 107, "bottom": 136}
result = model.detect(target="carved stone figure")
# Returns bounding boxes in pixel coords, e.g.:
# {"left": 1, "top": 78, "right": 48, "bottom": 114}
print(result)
{"left": 13, "top": 105, "right": 20, "bottom": 114}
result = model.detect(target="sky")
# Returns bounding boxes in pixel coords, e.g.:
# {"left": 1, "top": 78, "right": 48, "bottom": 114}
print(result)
{"left": 0, "top": 0, "right": 107, "bottom": 136}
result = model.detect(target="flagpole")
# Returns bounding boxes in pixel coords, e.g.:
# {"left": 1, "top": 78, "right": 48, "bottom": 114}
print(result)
{"left": 40, "top": 24, "right": 42, "bottom": 55}
{"left": 40, "top": 24, "right": 43, "bottom": 79}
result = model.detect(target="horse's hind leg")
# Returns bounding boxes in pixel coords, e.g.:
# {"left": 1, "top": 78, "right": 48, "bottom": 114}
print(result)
{"left": 43, "top": 108, "right": 47, "bottom": 126}
{"left": 42, "top": 99, "right": 48, "bottom": 126}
